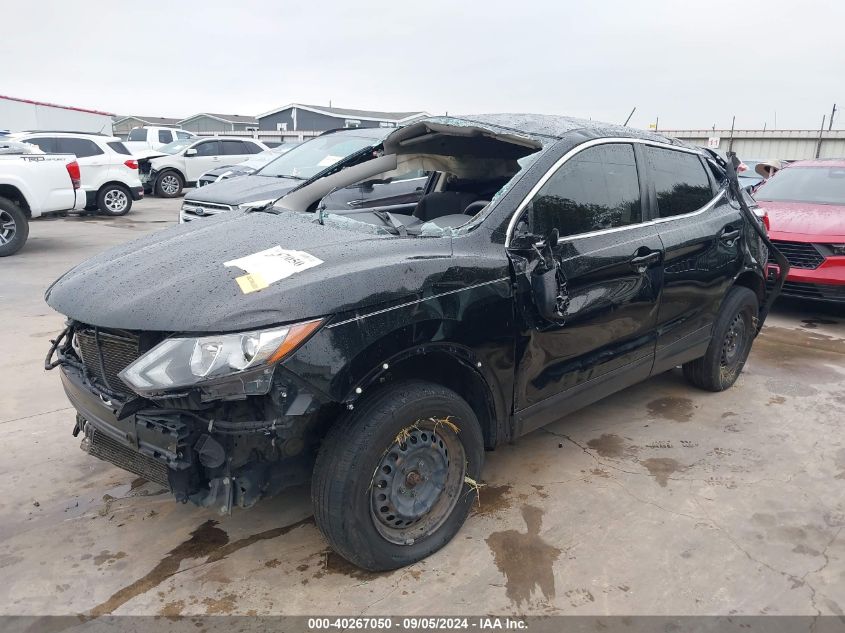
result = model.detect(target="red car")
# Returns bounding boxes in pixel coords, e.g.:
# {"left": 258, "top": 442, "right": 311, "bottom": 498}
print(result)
{"left": 755, "top": 159, "right": 845, "bottom": 303}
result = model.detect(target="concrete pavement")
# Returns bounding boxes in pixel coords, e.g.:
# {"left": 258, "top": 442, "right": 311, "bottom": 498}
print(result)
{"left": 1, "top": 197, "right": 843, "bottom": 617}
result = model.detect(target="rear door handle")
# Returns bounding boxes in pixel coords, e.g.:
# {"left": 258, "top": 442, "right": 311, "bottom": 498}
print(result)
{"left": 630, "top": 250, "right": 661, "bottom": 271}
{"left": 719, "top": 227, "right": 741, "bottom": 241}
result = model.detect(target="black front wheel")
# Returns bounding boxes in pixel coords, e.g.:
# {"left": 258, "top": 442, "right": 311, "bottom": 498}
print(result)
{"left": 683, "top": 286, "right": 759, "bottom": 391}
{"left": 312, "top": 380, "right": 484, "bottom": 571}
{"left": 0, "top": 197, "right": 29, "bottom": 257}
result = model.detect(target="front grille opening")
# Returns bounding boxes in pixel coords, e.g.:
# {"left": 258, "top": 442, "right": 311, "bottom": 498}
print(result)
{"left": 768, "top": 240, "right": 825, "bottom": 270}
{"left": 74, "top": 327, "right": 141, "bottom": 396}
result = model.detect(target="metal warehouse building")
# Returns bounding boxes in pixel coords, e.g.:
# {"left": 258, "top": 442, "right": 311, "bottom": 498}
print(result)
{"left": 663, "top": 129, "right": 845, "bottom": 160}
{"left": 0, "top": 95, "right": 114, "bottom": 134}
{"left": 179, "top": 113, "right": 259, "bottom": 133}
{"left": 257, "top": 103, "right": 428, "bottom": 132}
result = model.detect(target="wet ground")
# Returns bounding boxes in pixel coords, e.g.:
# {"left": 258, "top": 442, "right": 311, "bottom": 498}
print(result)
{"left": 1, "top": 197, "right": 843, "bottom": 617}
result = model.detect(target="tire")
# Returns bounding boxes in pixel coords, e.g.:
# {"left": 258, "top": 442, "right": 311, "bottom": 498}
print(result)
{"left": 312, "top": 380, "right": 485, "bottom": 571}
{"left": 683, "top": 286, "right": 759, "bottom": 392}
{"left": 96, "top": 184, "right": 132, "bottom": 216}
{"left": 0, "top": 197, "right": 29, "bottom": 257}
{"left": 154, "top": 171, "right": 183, "bottom": 198}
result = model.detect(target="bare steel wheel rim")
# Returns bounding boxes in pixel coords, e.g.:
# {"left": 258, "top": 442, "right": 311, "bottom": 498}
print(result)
{"left": 720, "top": 312, "right": 747, "bottom": 370}
{"left": 103, "top": 189, "right": 128, "bottom": 212}
{"left": 160, "top": 174, "right": 179, "bottom": 195}
{"left": 370, "top": 422, "right": 466, "bottom": 546}
{"left": 0, "top": 210, "right": 16, "bottom": 245}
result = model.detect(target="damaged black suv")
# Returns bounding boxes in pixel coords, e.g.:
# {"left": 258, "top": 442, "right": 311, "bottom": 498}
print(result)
{"left": 45, "top": 115, "right": 784, "bottom": 571}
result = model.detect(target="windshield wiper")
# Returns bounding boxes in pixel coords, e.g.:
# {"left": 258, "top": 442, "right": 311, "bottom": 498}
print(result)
{"left": 372, "top": 210, "right": 407, "bottom": 236}
{"left": 274, "top": 174, "right": 305, "bottom": 180}
{"left": 246, "top": 204, "right": 281, "bottom": 215}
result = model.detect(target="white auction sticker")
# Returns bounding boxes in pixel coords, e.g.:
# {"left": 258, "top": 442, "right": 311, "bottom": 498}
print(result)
{"left": 224, "top": 246, "right": 323, "bottom": 294}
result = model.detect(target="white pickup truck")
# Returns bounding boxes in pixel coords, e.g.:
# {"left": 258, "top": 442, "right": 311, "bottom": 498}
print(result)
{"left": 123, "top": 126, "right": 196, "bottom": 153}
{"left": 0, "top": 146, "right": 85, "bottom": 256}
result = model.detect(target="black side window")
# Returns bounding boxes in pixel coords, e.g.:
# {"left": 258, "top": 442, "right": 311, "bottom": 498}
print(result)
{"left": 58, "top": 138, "right": 104, "bottom": 158}
{"left": 107, "top": 141, "right": 131, "bottom": 155}
{"left": 529, "top": 143, "right": 642, "bottom": 238}
{"left": 244, "top": 142, "right": 263, "bottom": 154}
{"left": 645, "top": 147, "right": 713, "bottom": 217}
{"left": 194, "top": 141, "right": 219, "bottom": 156}
{"left": 25, "top": 137, "right": 56, "bottom": 153}
{"left": 158, "top": 130, "right": 173, "bottom": 144}
{"left": 221, "top": 140, "right": 248, "bottom": 155}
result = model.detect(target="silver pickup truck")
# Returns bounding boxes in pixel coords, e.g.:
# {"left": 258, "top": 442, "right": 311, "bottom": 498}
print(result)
{"left": 0, "top": 140, "right": 85, "bottom": 256}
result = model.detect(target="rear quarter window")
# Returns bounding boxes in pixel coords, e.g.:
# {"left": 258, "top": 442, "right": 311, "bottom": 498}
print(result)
{"left": 645, "top": 147, "right": 713, "bottom": 217}
{"left": 127, "top": 128, "right": 147, "bottom": 141}
{"left": 57, "top": 138, "right": 104, "bottom": 158}
{"left": 107, "top": 141, "right": 131, "bottom": 155}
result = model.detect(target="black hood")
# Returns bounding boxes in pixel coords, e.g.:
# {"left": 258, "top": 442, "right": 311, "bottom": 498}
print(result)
{"left": 185, "top": 175, "right": 301, "bottom": 205}
{"left": 45, "top": 210, "right": 453, "bottom": 333}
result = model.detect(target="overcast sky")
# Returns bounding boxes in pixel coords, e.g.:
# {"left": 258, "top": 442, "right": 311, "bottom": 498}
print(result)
{"left": 2, "top": 0, "right": 843, "bottom": 130}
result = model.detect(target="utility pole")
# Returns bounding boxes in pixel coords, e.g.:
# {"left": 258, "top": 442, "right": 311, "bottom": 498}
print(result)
{"left": 623, "top": 107, "right": 636, "bottom": 126}
{"left": 728, "top": 116, "right": 736, "bottom": 152}
{"left": 816, "top": 114, "right": 827, "bottom": 158}
{"left": 829, "top": 103, "right": 837, "bottom": 130}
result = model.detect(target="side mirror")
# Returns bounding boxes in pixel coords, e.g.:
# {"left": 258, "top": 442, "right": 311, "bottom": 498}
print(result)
{"left": 185, "top": 148, "right": 198, "bottom": 157}
{"left": 531, "top": 228, "right": 566, "bottom": 321}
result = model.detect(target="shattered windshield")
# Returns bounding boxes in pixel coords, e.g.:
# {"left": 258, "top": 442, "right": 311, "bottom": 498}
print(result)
{"left": 257, "top": 134, "right": 380, "bottom": 180}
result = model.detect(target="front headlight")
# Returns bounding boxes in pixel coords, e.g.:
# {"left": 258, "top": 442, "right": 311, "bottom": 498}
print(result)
{"left": 118, "top": 319, "right": 322, "bottom": 395}
{"left": 830, "top": 243, "right": 845, "bottom": 256}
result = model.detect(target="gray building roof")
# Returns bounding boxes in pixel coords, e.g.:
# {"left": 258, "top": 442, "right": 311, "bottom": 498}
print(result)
{"left": 179, "top": 113, "right": 258, "bottom": 125}
{"left": 257, "top": 103, "right": 427, "bottom": 123}
{"left": 113, "top": 115, "right": 182, "bottom": 126}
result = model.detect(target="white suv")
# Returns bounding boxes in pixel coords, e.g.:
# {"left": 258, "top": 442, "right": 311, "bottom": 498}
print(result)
{"left": 140, "top": 137, "right": 268, "bottom": 198}
{"left": 9, "top": 132, "right": 143, "bottom": 215}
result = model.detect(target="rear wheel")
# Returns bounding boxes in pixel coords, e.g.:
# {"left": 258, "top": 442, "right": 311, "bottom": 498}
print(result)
{"left": 312, "top": 380, "right": 484, "bottom": 571}
{"left": 683, "top": 286, "right": 758, "bottom": 391}
{"left": 96, "top": 184, "right": 132, "bottom": 216}
{"left": 0, "top": 197, "right": 29, "bottom": 257}
{"left": 155, "top": 171, "right": 183, "bottom": 198}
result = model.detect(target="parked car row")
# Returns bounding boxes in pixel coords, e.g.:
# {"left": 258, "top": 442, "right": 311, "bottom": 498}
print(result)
{"left": 196, "top": 142, "right": 300, "bottom": 187}
{"left": 7, "top": 131, "right": 143, "bottom": 215}
{"left": 44, "top": 113, "right": 786, "bottom": 572}
{"left": 136, "top": 136, "right": 268, "bottom": 198}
